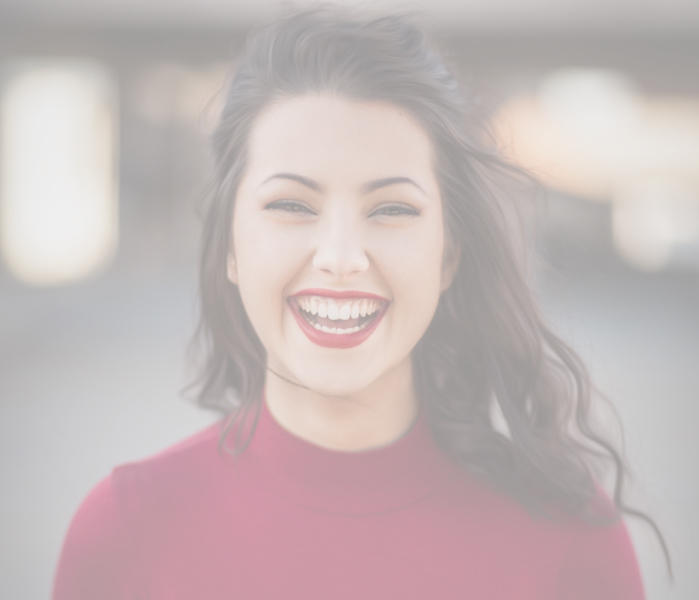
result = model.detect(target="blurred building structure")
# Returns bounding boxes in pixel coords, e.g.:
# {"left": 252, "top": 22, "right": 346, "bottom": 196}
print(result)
{"left": 0, "top": 1, "right": 698, "bottom": 599}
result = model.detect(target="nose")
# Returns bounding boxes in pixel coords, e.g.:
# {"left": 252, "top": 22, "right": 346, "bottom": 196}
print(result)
{"left": 312, "top": 211, "right": 370, "bottom": 279}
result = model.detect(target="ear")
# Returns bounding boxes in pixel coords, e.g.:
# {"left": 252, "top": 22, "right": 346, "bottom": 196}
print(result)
{"left": 227, "top": 251, "right": 239, "bottom": 285}
{"left": 440, "top": 244, "right": 460, "bottom": 292}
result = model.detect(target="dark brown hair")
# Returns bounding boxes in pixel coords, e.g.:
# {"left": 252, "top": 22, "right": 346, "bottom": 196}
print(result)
{"left": 192, "top": 3, "right": 669, "bottom": 569}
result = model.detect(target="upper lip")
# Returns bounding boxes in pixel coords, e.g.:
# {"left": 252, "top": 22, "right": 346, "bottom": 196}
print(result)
{"left": 290, "top": 288, "right": 389, "bottom": 301}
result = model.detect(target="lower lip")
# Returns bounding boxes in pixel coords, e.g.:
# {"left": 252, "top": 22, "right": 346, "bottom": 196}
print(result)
{"left": 289, "top": 301, "right": 387, "bottom": 349}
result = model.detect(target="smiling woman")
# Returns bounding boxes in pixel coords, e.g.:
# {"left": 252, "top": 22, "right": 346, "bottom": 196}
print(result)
{"left": 228, "top": 96, "right": 452, "bottom": 447}
{"left": 53, "top": 5, "right": 660, "bottom": 600}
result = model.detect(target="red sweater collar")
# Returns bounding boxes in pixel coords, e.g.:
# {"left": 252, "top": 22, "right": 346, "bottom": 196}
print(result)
{"left": 237, "top": 399, "right": 457, "bottom": 514}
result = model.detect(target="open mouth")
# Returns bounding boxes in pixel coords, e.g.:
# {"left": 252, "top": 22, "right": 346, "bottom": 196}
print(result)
{"left": 290, "top": 295, "right": 387, "bottom": 335}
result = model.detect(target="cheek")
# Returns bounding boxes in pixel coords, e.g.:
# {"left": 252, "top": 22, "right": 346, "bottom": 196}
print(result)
{"left": 233, "top": 216, "right": 310, "bottom": 332}
{"left": 377, "top": 222, "right": 445, "bottom": 319}
{"left": 234, "top": 212, "right": 292, "bottom": 284}
{"left": 397, "top": 219, "right": 444, "bottom": 273}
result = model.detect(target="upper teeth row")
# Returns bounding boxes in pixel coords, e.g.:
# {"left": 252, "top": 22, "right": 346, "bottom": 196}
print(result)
{"left": 296, "top": 296, "right": 382, "bottom": 320}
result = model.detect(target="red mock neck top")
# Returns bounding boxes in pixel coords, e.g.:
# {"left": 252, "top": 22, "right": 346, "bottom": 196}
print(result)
{"left": 53, "top": 401, "right": 645, "bottom": 599}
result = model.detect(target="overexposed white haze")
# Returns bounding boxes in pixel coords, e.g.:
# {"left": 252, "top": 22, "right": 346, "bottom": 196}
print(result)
{"left": 0, "top": 1, "right": 697, "bottom": 599}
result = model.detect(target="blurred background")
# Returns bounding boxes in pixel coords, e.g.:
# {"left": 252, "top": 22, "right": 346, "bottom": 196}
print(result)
{"left": 0, "top": 1, "right": 697, "bottom": 598}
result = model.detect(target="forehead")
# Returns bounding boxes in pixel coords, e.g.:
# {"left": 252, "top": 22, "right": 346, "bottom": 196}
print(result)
{"left": 245, "top": 95, "right": 436, "bottom": 188}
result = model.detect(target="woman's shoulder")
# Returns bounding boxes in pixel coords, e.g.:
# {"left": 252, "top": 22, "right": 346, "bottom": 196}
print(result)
{"left": 67, "top": 419, "right": 227, "bottom": 525}
{"left": 123, "top": 418, "right": 225, "bottom": 470}
{"left": 554, "top": 512, "right": 645, "bottom": 600}
{"left": 53, "top": 475, "right": 129, "bottom": 599}
{"left": 108, "top": 419, "right": 232, "bottom": 513}
{"left": 53, "top": 421, "right": 230, "bottom": 599}
{"left": 446, "top": 472, "right": 644, "bottom": 599}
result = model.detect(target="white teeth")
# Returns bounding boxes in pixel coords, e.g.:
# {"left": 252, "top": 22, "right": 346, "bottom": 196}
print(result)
{"left": 336, "top": 325, "right": 361, "bottom": 335}
{"left": 297, "top": 295, "right": 385, "bottom": 323}
{"left": 311, "top": 319, "right": 367, "bottom": 335}
{"left": 327, "top": 304, "right": 340, "bottom": 320}
{"left": 339, "top": 304, "right": 351, "bottom": 320}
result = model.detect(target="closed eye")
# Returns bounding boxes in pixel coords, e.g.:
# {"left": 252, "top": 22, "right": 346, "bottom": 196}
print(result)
{"left": 370, "top": 203, "right": 421, "bottom": 218}
{"left": 264, "top": 199, "right": 316, "bottom": 215}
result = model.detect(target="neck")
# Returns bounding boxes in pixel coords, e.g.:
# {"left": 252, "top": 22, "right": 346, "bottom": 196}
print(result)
{"left": 264, "top": 358, "right": 419, "bottom": 452}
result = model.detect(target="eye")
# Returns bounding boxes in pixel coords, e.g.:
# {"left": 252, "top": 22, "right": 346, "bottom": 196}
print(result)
{"left": 370, "top": 203, "right": 421, "bottom": 218}
{"left": 264, "top": 199, "right": 316, "bottom": 215}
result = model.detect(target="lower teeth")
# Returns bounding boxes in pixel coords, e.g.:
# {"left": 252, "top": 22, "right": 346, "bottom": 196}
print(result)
{"left": 302, "top": 312, "right": 373, "bottom": 335}
{"left": 313, "top": 323, "right": 363, "bottom": 335}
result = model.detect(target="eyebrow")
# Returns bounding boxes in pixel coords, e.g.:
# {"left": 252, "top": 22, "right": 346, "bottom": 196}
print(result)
{"left": 260, "top": 173, "right": 322, "bottom": 192}
{"left": 360, "top": 177, "right": 425, "bottom": 195}
{"left": 260, "top": 173, "right": 425, "bottom": 195}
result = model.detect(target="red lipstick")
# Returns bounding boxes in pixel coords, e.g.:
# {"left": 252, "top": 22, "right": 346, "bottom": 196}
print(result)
{"left": 289, "top": 289, "right": 389, "bottom": 349}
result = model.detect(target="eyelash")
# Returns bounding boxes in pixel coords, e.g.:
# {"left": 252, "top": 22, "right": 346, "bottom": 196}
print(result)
{"left": 265, "top": 200, "right": 313, "bottom": 214}
{"left": 372, "top": 204, "right": 420, "bottom": 217}
{"left": 264, "top": 200, "right": 420, "bottom": 218}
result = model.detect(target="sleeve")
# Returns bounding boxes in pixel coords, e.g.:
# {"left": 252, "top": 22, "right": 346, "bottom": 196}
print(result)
{"left": 555, "top": 517, "right": 645, "bottom": 600}
{"left": 52, "top": 474, "right": 141, "bottom": 600}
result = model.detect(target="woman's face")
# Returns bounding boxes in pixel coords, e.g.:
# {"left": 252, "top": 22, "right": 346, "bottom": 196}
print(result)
{"left": 229, "top": 95, "right": 455, "bottom": 397}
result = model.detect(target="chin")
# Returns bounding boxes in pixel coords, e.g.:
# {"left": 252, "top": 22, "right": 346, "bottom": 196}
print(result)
{"left": 296, "top": 371, "right": 377, "bottom": 398}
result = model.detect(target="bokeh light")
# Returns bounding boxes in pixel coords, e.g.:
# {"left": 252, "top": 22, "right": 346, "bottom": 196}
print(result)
{"left": 493, "top": 68, "right": 699, "bottom": 270}
{"left": 0, "top": 60, "right": 118, "bottom": 285}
